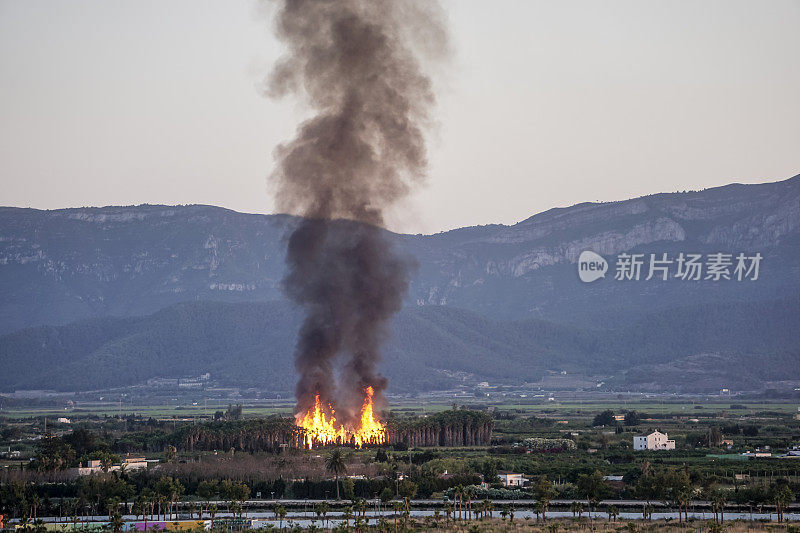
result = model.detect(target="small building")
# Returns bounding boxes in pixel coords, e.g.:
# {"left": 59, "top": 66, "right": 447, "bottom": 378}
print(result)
{"left": 121, "top": 455, "right": 148, "bottom": 471}
{"left": 74, "top": 459, "right": 103, "bottom": 475}
{"left": 72, "top": 455, "right": 149, "bottom": 476}
{"left": 497, "top": 471, "right": 528, "bottom": 487}
{"left": 741, "top": 451, "right": 771, "bottom": 458}
{"left": 633, "top": 430, "right": 675, "bottom": 451}
{"left": 613, "top": 415, "right": 625, "bottom": 422}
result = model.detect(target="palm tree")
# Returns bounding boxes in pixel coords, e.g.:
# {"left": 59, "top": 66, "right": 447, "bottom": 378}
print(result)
{"left": 534, "top": 477, "right": 553, "bottom": 522}
{"left": 131, "top": 500, "right": 142, "bottom": 522}
{"left": 453, "top": 485, "right": 464, "bottom": 520}
{"left": 273, "top": 505, "right": 286, "bottom": 530}
{"left": 391, "top": 501, "right": 402, "bottom": 533}
{"left": 355, "top": 498, "right": 367, "bottom": 517}
{"left": 773, "top": 485, "right": 793, "bottom": 523}
{"left": 712, "top": 493, "right": 726, "bottom": 524}
{"left": 321, "top": 501, "right": 329, "bottom": 527}
{"left": 30, "top": 494, "right": 40, "bottom": 520}
{"left": 465, "top": 486, "right": 473, "bottom": 519}
{"left": 589, "top": 498, "right": 600, "bottom": 522}
{"left": 32, "top": 519, "right": 46, "bottom": 533}
{"left": 536, "top": 500, "right": 547, "bottom": 522}
{"left": 208, "top": 504, "right": 217, "bottom": 531}
{"left": 378, "top": 517, "right": 389, "bottom": 532}
{"left": 677, "top": 492, "right": 690, "bottom": 524}
{"left": 109, "top": 511, "right": 124, "bottom": 533}
{"left": 155, "top": 495, "right": 165, "bottom": 521}
{"left": 474, "top": 500, "right": 484, "bottom": 520}
{"left": 325, "top": 449, "right": 347, "bottom": 500}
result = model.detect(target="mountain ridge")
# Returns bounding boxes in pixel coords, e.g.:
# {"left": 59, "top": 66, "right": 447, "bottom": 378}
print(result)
{"left": 1, "top": 175, "right": 799, "bottom": 393}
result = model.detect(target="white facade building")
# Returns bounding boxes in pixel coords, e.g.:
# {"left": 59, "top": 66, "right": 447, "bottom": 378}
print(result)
{"left": 498, "top": 471, "right": 529, "bottom": 487}
{"left": 72, "top": 455, "right": 149, "bottom": 476}
{"left": 633, "top": 430, "right": 675, "bottom": 450}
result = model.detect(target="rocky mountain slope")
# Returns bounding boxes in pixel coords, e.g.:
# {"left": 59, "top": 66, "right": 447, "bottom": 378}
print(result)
{"left": 1, "top": 175, "right": 799, "bottom": 393}
{"left": 1, "top": 175, "right": 798, "bottom": 334}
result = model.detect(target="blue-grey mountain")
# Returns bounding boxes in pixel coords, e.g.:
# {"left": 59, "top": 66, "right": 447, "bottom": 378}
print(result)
{"left": 1, "top": 175, "right": 798, "bottom": 392}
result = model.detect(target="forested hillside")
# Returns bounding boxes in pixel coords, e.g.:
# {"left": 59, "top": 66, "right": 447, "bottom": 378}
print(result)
{"left": 1, "top": 297, "right": 797, "bottom": 393}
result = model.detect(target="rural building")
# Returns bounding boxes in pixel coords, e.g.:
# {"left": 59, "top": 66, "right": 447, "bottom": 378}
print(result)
{"left": 497, "top": 471, "right": 528, "bottom": 487}
{"left": 121, "top": 455, "right": 148, "bottom": 470}
{"left": 71, "top": 455, "right": 148, "bottom": 475}
{"left": 633, "top": 430, "right": 675, "bottom": 450}
{"left": 73, "top": 459, "right": 103, "bottom": 475}
{"left": 741, "top": 451, "right": 771, "bottom": 457}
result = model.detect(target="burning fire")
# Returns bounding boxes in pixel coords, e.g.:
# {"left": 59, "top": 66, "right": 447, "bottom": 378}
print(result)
{"left": 296, "top": 386, "right": 386, "bottom": 448}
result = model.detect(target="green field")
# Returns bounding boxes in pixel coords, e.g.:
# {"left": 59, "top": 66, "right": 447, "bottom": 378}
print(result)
{"left": 2, "top": 397, "right": 798, "bottom": 420}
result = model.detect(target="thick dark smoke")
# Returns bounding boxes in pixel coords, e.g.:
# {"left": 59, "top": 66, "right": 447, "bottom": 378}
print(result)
{"left": 266, "top": 0, "right": 448, "bottom": 426}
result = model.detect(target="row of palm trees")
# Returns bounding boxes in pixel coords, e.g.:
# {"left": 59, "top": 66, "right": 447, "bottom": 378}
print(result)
{"left": 448, "top": 486, "right": 503, "bottom": 521}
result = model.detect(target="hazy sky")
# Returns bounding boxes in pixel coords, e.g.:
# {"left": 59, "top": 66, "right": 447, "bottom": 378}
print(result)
{"left": 1, "top": 1, "right": 798, "bottom": 234}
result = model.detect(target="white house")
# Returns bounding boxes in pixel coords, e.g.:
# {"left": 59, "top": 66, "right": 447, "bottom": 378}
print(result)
{"left": 497, "top": 471, "right": 528, "bottom": 487}
{"left": 74, "top": 459, "right": 103, "bottom": 475}
{"left": 633, "top": 430, "right": 675, "bottom": 450}
{"left": 72, "top": 455, "right": 149, "bottom": 476}
{"left": 121, "top": 455, "right": 148, "bottom": 471}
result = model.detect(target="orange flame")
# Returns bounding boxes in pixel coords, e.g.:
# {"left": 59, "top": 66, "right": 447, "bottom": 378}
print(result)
{"left": 353, "top": 386, "right": 386, "bottom": 447}
{"left": 295, "top": 394, "right": 347, "bottom": 449}
{"left": 295, "top": 387, "right": 385, "bottom": 448}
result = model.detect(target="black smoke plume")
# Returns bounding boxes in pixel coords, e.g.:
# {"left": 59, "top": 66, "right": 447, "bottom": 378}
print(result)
{"left": 266, "top": 0, "right": 448, "bottom": 426}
